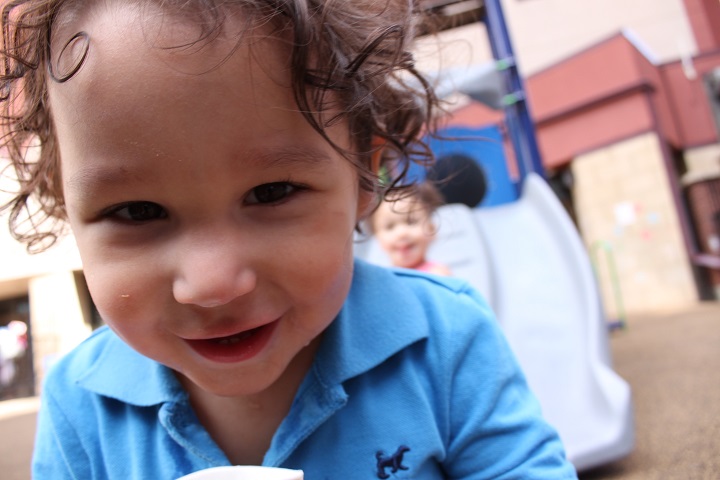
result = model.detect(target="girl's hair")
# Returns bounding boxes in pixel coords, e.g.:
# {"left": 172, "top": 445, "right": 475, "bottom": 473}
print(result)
{"left": 0, "top": 0, "right": 440, "bottom": 252}
{"left": 367, "top": 180, "right": 444, "bottom": 234}
{"left": 412, "top": 181, "right": 445, "bottom": 215}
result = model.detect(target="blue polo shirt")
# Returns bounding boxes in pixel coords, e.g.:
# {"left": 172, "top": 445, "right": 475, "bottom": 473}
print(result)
{"left": 33, "top": 259, "right": 577, "bottom": 479}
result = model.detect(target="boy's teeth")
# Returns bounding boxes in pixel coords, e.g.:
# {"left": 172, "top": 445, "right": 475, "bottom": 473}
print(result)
{"left": 215, "top": 330, "right": 255, "bottom": 345}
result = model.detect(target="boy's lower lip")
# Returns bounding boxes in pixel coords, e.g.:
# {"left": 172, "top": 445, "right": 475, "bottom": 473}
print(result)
{"left": 185, "top": 321, "right": 278, "bottom": 363}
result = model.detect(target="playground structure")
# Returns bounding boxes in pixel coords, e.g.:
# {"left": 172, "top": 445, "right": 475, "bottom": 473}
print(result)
{"left": 356, "top": 0, "right": 636, "bottom": 471}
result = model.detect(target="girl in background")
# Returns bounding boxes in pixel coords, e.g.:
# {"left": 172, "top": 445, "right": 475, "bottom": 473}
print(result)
{"left": 371, "top": 182, "right": 452, "bottom": 276}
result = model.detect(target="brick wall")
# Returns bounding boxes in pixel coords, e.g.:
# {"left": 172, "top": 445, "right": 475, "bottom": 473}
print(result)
{"left": 572, "top": 132, "right": 697, "bottom": 315}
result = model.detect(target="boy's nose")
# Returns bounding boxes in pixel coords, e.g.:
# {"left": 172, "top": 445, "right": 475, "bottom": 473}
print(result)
{"left": 172, "top": 240, "right": 258, "bottom": 308}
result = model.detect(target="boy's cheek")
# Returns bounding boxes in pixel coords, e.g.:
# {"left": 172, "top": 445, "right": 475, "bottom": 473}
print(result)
{"left": 83, "top": 262, "right": 155, "bottom": 313}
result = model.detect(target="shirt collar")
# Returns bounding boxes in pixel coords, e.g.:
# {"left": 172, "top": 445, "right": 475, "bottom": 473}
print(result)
{"left": 314, "top": 259, "right": 429, "bottom": 385}
{"left": 77, "top": 259, "right": 429, "bottom": 405}
{"left": 76, "top": 329, "right": 186, "bottom": 407}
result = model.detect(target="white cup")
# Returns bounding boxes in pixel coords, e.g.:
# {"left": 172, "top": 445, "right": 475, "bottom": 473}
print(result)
{"left": 177, "top": 466, "right": 304, "bottom": 480}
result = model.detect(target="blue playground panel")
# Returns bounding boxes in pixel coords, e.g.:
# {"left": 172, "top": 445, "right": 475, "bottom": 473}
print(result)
{"left": 407, "top": 125, "right": 519, "bottom": 207}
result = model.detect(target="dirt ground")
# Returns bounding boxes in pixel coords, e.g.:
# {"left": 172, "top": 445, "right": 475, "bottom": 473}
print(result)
{"left": 579, "top": 302, "right": 720, "bottom": 480}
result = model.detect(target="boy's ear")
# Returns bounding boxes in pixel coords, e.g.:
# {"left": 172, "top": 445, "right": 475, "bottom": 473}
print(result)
{"left": 357, "top": 138, "right": 386, "bottom": 222}
{"left": 370, "top": 137, "right": 385, "bottom": 176}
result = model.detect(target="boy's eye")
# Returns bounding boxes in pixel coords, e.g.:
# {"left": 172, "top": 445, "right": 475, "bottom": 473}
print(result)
{"left": 246, "top": 182, "right": 298, "bottom": 204}
{"left": 105, "top": 201, "right": 167, "bottom": 222}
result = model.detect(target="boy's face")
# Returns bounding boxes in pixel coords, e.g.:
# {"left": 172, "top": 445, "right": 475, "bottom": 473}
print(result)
{"left": 372, "top": 197, "right": 435, "bottom": 269}
{"left": 48, "top": 4, "right": 371, "bottom": 397}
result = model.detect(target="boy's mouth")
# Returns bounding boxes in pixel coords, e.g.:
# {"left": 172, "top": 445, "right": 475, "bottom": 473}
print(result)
{"left": 213, "top": 329, "right": 257, "bottom": 345}
{"left": 185, "top": 321, "right": 278, "bottom": 363}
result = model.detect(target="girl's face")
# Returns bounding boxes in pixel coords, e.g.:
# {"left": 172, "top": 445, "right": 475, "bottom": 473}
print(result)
{"left": 372, "top": 197, "right": 435, "bottom": 269}
{"left": 48, "top": 4, "right": 371, "bottom": 398}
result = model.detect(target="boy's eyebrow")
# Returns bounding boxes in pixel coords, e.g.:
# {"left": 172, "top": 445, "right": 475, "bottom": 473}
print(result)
{"left": 65, "top": 146, "right": 339, "bottom": 191}
{"left": 252, "top": 146, "right": 337, "bottom": 171}
{"left": 65, "top": 166, "right": 149, "bottom": 193}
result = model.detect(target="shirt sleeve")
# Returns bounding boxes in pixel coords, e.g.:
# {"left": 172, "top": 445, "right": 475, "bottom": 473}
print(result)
{"left": 441, "top": 287, "right": 578, "bottom": 479}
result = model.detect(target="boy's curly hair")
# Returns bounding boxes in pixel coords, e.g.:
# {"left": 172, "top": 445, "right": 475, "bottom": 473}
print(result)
{"left": 0, "top": 0, "right": 440, "bottom": 252}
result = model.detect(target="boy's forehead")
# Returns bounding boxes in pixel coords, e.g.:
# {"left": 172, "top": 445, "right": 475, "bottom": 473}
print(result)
{"left": 49, "top": 2, "right": 288, "bottom": 88}
{"left": 46, "top": 1, "right": 358, "bottom": 190}
{"left": 46, "top": 0, "right": 355, "bottom": 176}
{"left": 46, "top": 2, "right": 294, "bottom": 125}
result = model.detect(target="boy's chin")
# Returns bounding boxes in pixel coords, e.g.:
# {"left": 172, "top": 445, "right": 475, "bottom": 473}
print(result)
{"left": 175, "top": 369, "right": 280, "bottom": 398}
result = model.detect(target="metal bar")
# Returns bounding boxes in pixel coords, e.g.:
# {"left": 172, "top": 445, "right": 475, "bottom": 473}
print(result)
{"left": 482, "top": 0, "right": 545, "bottom": 181}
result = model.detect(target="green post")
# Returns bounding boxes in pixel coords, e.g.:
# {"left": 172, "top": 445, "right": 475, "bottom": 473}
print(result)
{"left": 590, "top": 241, "right": 627, "bottom": 331}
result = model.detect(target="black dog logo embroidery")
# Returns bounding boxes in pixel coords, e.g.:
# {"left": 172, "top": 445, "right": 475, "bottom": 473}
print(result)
{"left": 375, "top": 445, "right": 410, "bottom": 479}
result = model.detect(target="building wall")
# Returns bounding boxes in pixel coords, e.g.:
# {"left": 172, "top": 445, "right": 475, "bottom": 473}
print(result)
{"left": 682, "top": 144, "right": 720, "bottom": 297}
{"left": 414, "top": 21, "right": 493, "bottom": 72}
{"left": 572, "top": 132, "right": 697, "bottom": 315}
{"left": 1, "top": 163, "right": 87, "bottom": 394}
{"left": 658, "top": 52, "right": 720, "bottom": 148}
{"left": 684, "top": 143, "right": 720, "bottom": 180}
{"left": 28, "top": 272, "right": 92, "bottom": 392}
{"left": 682, "top": 0, "right": 720, "bottom": 52}
{"left": 500, "top": 0, "right": 698, "bottom": 75}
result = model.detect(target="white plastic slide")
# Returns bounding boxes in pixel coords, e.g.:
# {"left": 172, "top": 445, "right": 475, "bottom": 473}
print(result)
{"left": 357, "top": 174, "right": 634, "bottom": 471}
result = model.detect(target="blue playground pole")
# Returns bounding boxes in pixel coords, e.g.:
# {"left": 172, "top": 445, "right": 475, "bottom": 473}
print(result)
{"left": 482, "top": 0, "right": 545, "bottom": 182}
